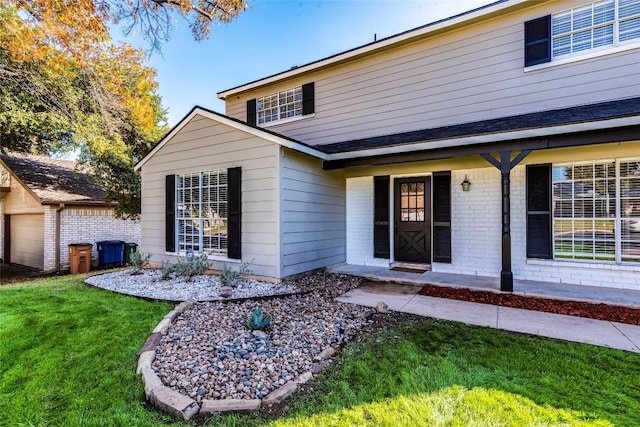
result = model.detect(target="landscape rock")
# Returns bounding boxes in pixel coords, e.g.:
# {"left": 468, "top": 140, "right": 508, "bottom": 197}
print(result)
{"left": 200, "top": 399, "right": 261, "bottom": 414}
{"left": 375, "top": 301, "right": 389, "bottom": 313}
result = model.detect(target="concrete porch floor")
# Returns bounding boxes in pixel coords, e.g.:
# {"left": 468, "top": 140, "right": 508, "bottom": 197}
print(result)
{"left": 326, "top": 263, "right": 640, "bottom": 308}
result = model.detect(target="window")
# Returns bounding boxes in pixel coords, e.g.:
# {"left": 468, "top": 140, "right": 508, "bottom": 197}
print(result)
{"left": 399, "top": 182, "right": 425, "bottom": 222}
{"left": 176, "top": 170, "right": 228, "bottom": 255}
{"left": 246, "top": 83, "right": 314, "bottom": 126}
{"left": 552, "top": 0, "right": 640, "bottom": 59}
{"left": 256, "top": 87, "right": 302, "bottom": 125}
{"left": 551, "top": 159, "right": 640, "bottom": 263}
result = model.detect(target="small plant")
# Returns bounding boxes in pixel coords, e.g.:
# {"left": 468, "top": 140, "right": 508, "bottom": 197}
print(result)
{"left": 173, "top": 252, "right": 211, "bottom": 281}
{"left": 160, "top": 260, "right": 174, "bottom": 280}
{"left": 219, "top": 260, "right": 253, "bottom": 287}
{"left": 159, "top": 252, "right": 210, "bottom": 281}
{"left": 248, "top": 307, "right": 271, "bottom": 330}
{"left": 129, "top": 250, "right": 151, "bottom": 275}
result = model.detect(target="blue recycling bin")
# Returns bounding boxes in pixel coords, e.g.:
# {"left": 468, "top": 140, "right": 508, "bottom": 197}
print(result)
{"left": 97, "top": 240, "right": 125, "bottom": 268}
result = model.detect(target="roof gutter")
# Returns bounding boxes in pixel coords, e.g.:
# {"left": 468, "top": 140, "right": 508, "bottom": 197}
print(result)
{"left": 322, "top": 116, "right": 640, "bottom": 161}
{"left": 217, "top": 0, "right": 527, "bottom": 99}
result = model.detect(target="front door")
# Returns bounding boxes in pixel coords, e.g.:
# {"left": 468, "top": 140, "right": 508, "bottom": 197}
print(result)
{"left": 394, "top": 177, "right": 431, "bottom": 263}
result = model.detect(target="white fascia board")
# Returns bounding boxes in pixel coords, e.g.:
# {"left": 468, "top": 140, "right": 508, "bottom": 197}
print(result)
{"left": 134, "top": 108, "right": 327, "bottom": 171}
{"left": 218, "top": 0, "right": 527, "bottom": 99}
{"left": 324, "top": 116, "right": 640, "bottom": 161}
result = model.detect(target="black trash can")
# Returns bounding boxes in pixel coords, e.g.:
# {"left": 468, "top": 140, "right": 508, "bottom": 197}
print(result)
{"left": 124, "top": 243, "right": 139, "bottom": 266}
{"left": 96, "top": 240, "right": 125, "bottom": 268}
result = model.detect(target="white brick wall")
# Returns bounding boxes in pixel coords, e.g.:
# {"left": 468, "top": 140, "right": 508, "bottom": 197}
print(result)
{"left": 431, "top": 165, "right": 640, "bottom": 290}
{"left": 43, "top": 206, "right": 57, "bottom": 271}
{"left": 59, "top": 207, "right": 141, "bottom": 269}
{"left": 433, "top": 167, "right": 502, "bottom": 277}
{"left": 346, "top": 177, "right": 388, "bottom": 267}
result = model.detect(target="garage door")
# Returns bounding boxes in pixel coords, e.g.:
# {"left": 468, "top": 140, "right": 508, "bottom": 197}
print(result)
{"left": 10, "top": 214, "right": 45, "bottom": 270}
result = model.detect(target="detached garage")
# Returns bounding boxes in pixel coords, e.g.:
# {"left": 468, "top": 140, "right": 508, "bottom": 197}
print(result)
{"left": 0, "top": 152, "right": 141, "bottom": 272}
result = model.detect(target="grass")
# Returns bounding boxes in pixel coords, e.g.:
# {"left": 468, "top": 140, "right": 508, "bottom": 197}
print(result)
{"left": 1, "top": 276, "right": 639, "bottom": 426}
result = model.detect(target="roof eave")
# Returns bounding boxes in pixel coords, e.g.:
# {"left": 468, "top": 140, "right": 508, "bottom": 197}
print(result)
{"left": 323, "top": 115, "right": 640, "bottom": 161}
{"left": 134, "top": 107, "right": 328, "bottom": 171}
{"left": 217, "top": 0, "right": 528, "bottom": 99}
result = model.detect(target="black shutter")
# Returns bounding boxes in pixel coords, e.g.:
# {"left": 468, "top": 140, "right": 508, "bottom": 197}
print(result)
{"left": 246, "top": 99, "right": 257, "bottom": 126}
{"left": 373, "top": 176, "right": 390, "bottom": 259}
{"left": 526, "top": 164, "right": 552, "bottom": 258}
{"left": 432, "top": 171, "right": 452, "bottom": 263}
{"left": 302, "top": 82, "right": 315, "bottom": 115}
{"left": 524, "top": 15, "right": 551, "bottom": 66}
{"left": 227, "top": 167, "right": 242, "bottom": 259}
{"left": 165, "top": 175, "right": 176, "bottom": 253}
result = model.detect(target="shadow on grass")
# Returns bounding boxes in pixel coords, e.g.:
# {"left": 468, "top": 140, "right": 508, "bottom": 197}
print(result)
{"left": 269, "top": 314, "right": 639, "bottom": 427}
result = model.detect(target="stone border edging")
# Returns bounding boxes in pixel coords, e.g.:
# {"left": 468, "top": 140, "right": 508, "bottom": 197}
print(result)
{"left": 136, "top": 301, "right": 337, "bottom": 421}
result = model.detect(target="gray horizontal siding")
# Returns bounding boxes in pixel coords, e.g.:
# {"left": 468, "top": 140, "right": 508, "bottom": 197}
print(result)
{"left": 140, "top": 114, "right": 280, "bottom": 278}
{"left": 280, "top": 148, "right": 345, "bottom": 277}
{"left": 225, "top": 1, "right": 640, "bottom": 146}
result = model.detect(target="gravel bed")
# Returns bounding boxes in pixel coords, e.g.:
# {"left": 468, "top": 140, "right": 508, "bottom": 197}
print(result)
{"left": 85, "top": 269, "right": 299, "bottom": 301}
{"left": 88, "top": 270, "right": 371, "bottom": 403}
{"left": 150, "top": 273, "right": 372, "bottom": 402}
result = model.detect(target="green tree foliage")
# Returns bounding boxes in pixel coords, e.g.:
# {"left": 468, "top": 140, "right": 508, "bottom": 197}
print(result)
{"left": 0, "top": 0, "right": 248, "bottom": 217}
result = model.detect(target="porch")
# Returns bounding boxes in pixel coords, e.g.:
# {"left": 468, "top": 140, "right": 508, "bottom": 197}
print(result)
{"left": 327, "top": 263, "right": 640, "bottom": 308}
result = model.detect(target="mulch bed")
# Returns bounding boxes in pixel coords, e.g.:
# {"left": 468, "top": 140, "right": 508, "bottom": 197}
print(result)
{"left": 418, "top": 285, "right": 640, "bottom": 326}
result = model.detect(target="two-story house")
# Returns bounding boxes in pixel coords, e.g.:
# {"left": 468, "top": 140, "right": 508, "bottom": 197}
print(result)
{"left": 135, "top": 0, "right": 640, "bottom": 291}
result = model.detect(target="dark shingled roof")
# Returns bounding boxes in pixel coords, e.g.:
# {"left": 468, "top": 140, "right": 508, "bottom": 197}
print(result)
{"left": 0, "top": 152, "right": 106, "bottom": 204}
{"left": 317, "top": 97, "right": 640, "bottom": 154}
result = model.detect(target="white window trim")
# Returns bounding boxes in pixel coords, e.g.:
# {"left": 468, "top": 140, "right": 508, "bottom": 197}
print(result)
{"left": 260, "top": 113, "right": 315, "bottom": 128}
{"left": 175, "top": 169, "right": 229, "bottom": 256}
{"left": 256, "top": 86, "right": 303, "bottom": 126}
{"left": 524, "top": 40, "right": 640, "bottom": 72}
{"left": 525, "top": 0, "right": 640, "bottom": 73}
{"left": 550, "top": 157, "right": 640, "bottom": 266}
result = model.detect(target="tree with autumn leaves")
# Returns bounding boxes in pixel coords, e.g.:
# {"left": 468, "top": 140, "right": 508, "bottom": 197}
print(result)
{"left": 0, "top": 0, "right": 247, "bottom": 217}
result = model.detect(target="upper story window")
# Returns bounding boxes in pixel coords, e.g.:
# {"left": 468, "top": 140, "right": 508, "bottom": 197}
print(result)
{"left": 552, "top": 0, "right": 640, "bottom": 58}
{"left": 257, "top": 87, "right": 302, "bottom": 125}
{"left": 246, "top": 82, "right": 315, "bottom": 127}
{"left": 524, "top": 0, "right": 640, "bottom": 67}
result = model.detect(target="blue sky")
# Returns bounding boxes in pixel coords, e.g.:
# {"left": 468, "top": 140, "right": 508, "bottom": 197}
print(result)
{"left": 122, "top": 0, "right": 495, "bottom": 126}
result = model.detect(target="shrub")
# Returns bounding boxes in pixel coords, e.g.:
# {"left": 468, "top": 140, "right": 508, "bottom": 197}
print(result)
{"left": 160, "top": 252, "right": 211, "bottom": 281}
{"left": 173, "top": 252, "right": 211, "bottom": 281}
{"left": 160, "top": 261, "right": 174, "bottom": 280}
{"left": 219, "top": 261, "right": 253, "bottom": 287}
{"left": 129, "top": 250, "right": 151, "bottom": 275}
{"left": 248, "top": 307, "right": 271, "bottom": 330}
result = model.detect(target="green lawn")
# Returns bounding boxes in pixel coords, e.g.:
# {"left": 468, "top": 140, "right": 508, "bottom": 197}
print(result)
{"left": 1, "top": 276, "right": 639, "bottom": 427}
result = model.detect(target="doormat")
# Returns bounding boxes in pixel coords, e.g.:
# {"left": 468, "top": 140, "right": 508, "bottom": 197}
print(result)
{"left": 390, "top": 266, "right": 430, "bottom": 274}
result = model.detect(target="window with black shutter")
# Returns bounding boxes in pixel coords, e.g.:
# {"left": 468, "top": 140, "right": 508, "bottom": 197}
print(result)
{"left": 373, "top": 176, "right": 390, "bottom": 259}
{"left": 526, "top": 164, "right": 552, "bottom": 258}
{"left": 432, "top": 171, "right": 452, "bottom": 263}
{"left": 524, "top": 15, "right": 551, "bottom": 66}
{"left": 165, "top": 174, "right": 176, "bottom": 252}
{"left": 227, "top": 167, "right": 242, "bottom": 259}
{"left": 302, "top": 82, "right": 315, "bottom": 115}
{"left": 246, "top": 99, "right": 257, "bottom": 126}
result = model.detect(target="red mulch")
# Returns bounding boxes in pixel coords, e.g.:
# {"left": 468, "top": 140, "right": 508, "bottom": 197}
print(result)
{"left": 417, "top": 285, "right": 640, "bottom": 326}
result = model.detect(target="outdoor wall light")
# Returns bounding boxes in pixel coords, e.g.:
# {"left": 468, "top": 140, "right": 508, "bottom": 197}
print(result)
{"left": 461, "top": 175, "right": 471, "bottom": 192}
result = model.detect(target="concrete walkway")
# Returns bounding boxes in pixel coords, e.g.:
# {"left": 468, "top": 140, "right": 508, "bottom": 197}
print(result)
{"left": 335, "top": 281, "right": 640, "bottom": 353}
